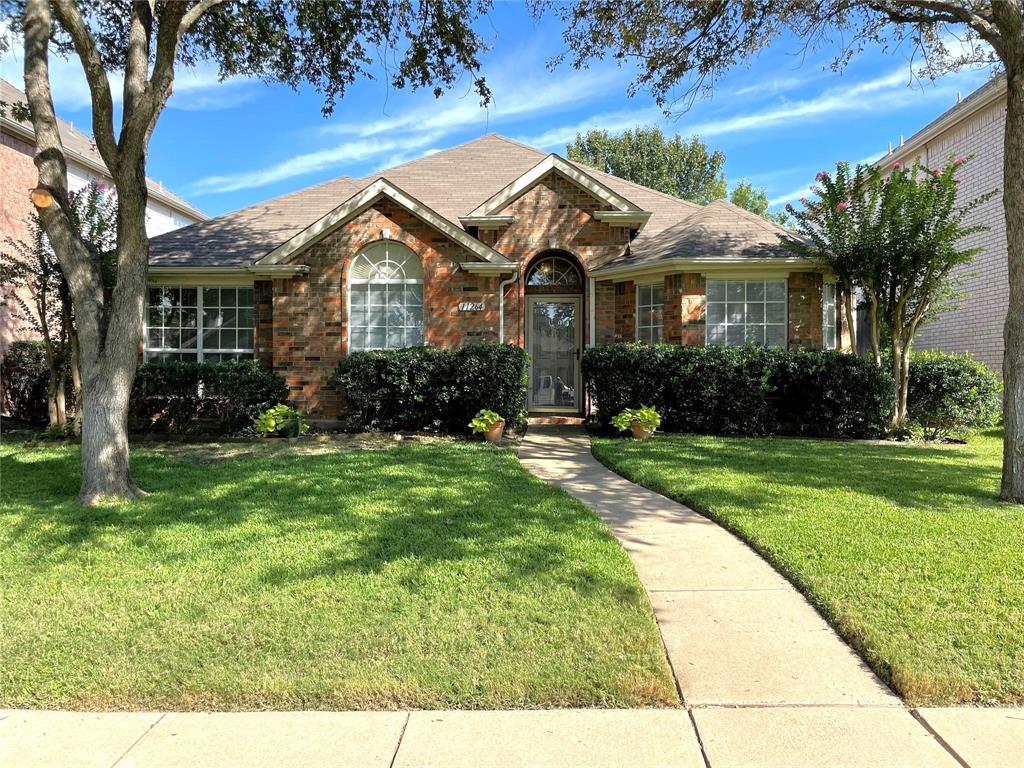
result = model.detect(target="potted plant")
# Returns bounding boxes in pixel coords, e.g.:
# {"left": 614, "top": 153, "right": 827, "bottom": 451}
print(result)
{"left": 611, "top": 405, "right": 661, "bottom": 440}
{"left": 469, "top": 409, "right": 505, "bottom": 443}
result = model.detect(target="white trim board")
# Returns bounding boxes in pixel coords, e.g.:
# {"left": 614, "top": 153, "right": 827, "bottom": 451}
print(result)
{"left": 469, "top": 154, "right": 644, "bottom": 217}
{"left": 256, "top": 178, "right": 513, "bottom": 267}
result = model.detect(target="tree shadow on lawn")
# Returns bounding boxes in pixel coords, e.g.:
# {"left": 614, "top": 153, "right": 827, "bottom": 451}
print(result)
{"left": 609, "top": 432, "right": 1006, "bottom": 513}
{"left": 2, "top": 442, "right": 647, "bottom": 604}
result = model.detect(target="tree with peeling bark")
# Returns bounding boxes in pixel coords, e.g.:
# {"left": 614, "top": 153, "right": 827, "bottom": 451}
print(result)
{"left": 785, "top": 158, "right": 994, "bottom": 428}
{"left": 545, "top": 0, "right": 1024, "bottom": 501}
{"left": 0, "top": 0, "right": 492, "bottom": 504}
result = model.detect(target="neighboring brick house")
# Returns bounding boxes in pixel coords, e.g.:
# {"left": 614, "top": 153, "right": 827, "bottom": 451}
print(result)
{"left": 0, "top": 78, "right": 204, "bottom": 351}
{"left": 880, "top": 76, "right": 1007, "bottom": 372}
{"left": 148, "top": 134, "right": 840, "bottom": 418}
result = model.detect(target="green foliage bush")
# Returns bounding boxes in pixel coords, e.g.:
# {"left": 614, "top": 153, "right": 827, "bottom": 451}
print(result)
{"left": 1, "top": 340, "right": 50, "bottom": 425}
{"left": 583, "top": 343, "right": 894, "bottom": 438}
{"left": 337, "top": 342, "right": 529, "bottom": 433}
{"left": 611, "top": 405, "right": 661, "bottom": 434}
{"left": 130, "top": 359, "right": 288, "bottom": 434}
{"left": 906, "top": 351, "right": 1001, "bottom": 440}
{"left": 254, "top": 404, "right": 310, "bottom": 437}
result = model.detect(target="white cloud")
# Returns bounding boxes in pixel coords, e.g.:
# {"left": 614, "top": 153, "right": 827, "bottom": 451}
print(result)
{"left": 187, "top": 133, "right": 443, "bottom": 194}
{"left": 514, "top": 105, "right": 664, "bottom": 150}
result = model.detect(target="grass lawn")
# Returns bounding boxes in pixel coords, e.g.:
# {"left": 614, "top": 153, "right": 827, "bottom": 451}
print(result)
{"left": 0, "top": 437, "right": 676, "bottom": 711}
{"left": 592, "top": 428, "right": 1024, "bottom": 706}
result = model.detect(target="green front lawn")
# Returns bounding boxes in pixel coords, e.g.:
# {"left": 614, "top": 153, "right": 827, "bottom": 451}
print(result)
{"left": 0, "top": 438, "right": 676, "bottom": 710}
{"left": 592, "top": 429, "right": 1024, "bottom": 706}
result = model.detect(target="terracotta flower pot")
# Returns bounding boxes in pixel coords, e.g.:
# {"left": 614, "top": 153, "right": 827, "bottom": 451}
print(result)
{"left": 484, "top": 419, "right": 505, "bottom": 443}
{"left": 630, "top": 420, "right": 652, "bottom": 440}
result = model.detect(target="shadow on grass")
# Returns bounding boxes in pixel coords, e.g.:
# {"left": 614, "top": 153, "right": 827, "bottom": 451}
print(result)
{"left": 2, "top": 442, "right": 645, "bottom": 604}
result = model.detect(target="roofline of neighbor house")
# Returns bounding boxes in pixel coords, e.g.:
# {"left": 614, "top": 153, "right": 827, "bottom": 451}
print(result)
{"left": 0, "top": 116, "right": 207, "bottom": 221}
{"left": 148, "top": 264, "right": 310, "bottom": 278}
{"left": 878, "top": 75, "right": 1007, "bottom": 168}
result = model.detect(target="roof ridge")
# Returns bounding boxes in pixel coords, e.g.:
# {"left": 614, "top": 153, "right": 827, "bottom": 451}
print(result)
{"left": 486, "top": 133, "right": 549, "bottom": 157}
{"left": 356, "top": 134, "right": 535, "bottom": 184}
{"left": 711, "top": 198, "right": 791, "bottom": 236}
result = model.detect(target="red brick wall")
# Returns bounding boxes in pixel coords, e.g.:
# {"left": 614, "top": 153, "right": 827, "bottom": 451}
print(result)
{"left": 0, "top": 131, "right": 40, "bottom": 353}
{"left": 595, "top": 280, "right": 615, "bottom": 344}
{"left": 663, "top": 272, "right": 706, "bottom": 346}
{"left": 787, "top": 271, "right": 824, "bottom": 349}
{"left": 614, "top": 280, "right": 636, "bottom": 339}
{"left": 272, "top": 199, "right": 490, "bottom": 418}
{"left": 480, "top": 171, "right": 631, "bottom": 347}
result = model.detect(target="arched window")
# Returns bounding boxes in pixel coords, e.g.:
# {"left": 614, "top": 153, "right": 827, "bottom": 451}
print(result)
{"left": 526, "top": 255, "right": 582, "bottom": 287}
{"left": 348, "top": 241, "right": 424, "bottom": 350}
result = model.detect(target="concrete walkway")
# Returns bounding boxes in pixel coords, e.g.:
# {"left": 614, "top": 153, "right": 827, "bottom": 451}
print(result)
{"left": 5, "top": 425, "right": 1023, "bottom": 767}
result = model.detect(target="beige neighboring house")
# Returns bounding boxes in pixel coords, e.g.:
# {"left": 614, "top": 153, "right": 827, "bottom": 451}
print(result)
{"left": 880, "top": 75, "right": 1007, "bottom": 372}
{"left": 0, "top": 78, "right": 205, "bottom": 351}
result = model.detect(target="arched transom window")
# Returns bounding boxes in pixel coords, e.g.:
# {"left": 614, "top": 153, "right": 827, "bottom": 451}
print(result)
{"left": 526, "top": 255, "right": 582, "bottom": 287}
{"left": 348, "top": 240, "right": 424, "bottom": 351}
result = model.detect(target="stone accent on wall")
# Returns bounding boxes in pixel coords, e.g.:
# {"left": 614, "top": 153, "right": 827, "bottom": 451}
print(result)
{"left": 787, "top": 271, "right": 824, "bottom": 349}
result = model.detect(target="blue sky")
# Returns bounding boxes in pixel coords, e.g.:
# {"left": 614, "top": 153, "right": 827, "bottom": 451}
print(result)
{"left": 1, "top": 4, "right": 995, "bottom": 218}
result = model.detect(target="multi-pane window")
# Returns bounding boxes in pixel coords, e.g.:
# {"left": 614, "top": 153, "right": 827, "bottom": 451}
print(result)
{"left": 706, "top": 279, "right": 787, "bottom": 347}
{"left": 144, "top": 285, "right": 254, "bottom": 363}
{"left": 822, "top": 282, "right": 838, "bottom": 350}
{"left": 348, "top": 241, "right": 424, "bottom": 351}
{"left": 636, "top": 282, "right": 664, "bottom": 344}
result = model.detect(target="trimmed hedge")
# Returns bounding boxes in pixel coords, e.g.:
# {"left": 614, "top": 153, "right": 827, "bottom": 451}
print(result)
{"left": 1, "top": 340, "right": 50, "bottom": 425}
{"left": 906, "top": 350, "right": 1001, "bottom": 440}
{"left": 129, "top": 359, "right": 288, "bottom": 434}
{"left": 336, "top": 342, "right": 529, "bottom": 433}
{"left": 583, "top": 343, "right": 894, "bottom": 438}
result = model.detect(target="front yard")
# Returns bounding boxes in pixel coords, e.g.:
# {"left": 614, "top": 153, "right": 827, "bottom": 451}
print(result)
{"left": 0, "top": 437, "right": 676, "bottom": 710}
{"left": 592, "top": 428, "right": 1024, "bottom": 706}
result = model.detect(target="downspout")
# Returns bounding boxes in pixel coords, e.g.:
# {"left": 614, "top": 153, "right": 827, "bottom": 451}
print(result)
{"left": 498, "top": 267, "right": 520, "bottom": 345}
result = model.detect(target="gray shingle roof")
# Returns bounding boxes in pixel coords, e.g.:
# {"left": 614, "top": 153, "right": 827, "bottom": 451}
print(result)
{"left": 0, "top": 78, "right": 205, "bottom": 221}
{"left": 149, "top": 132, "right": 793, "bottom": 270}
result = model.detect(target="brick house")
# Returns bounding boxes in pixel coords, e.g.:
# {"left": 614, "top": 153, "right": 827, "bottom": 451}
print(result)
{"left": 148, "top": 134, "right": 839, "bottom": 418}
{"left": 0, "top": 78, "right": 205, "bottom": 352}
{"left": 880, "top": 75, "right": 1007, "bottom": 372}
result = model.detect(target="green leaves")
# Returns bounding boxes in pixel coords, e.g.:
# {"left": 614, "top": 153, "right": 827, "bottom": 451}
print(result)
{"left": 610, "top": 405, "right": 661, "bottom": 434}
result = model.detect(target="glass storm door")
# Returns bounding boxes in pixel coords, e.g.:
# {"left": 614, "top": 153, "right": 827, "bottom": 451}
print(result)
{"left": 527, "top": 297, "right": 581, "bottom": 411}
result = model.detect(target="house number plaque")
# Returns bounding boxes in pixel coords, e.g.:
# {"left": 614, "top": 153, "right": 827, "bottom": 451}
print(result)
{"left": 458, "top": 301, "right": 485, "bottom": 312}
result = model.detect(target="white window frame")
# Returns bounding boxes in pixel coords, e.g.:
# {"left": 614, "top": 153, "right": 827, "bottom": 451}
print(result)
{"left": 705, "top": 278, "right": 788, "bottom": 348}
{"left": 347, "top": 240, "right": 425, "bottom": 352}
{"left": 143, "top": 285, "right": 255, "bottom": 362}
{"left": 822, "top": 282, "right": 838, "bottom": 350}
{"left": 635, "top": 282, "right": 665, "bottom": 344}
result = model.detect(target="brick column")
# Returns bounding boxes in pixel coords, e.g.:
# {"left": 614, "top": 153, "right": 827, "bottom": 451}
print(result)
{"left": 787, "top": 271, "right": 824, "bottom": 349}
{"left": 595, "top": 280, "right": 615, "bottom": 345}
{"left": 664, "top": 274, "right": 684, "bottom": 344}
{"left": 254, "top": 280, "right": 274, "bottom": 367}
{"left": 680, "top": 273, "right": 706, "bottom": 346}
{"left": 614, "top": 280, "right": 636, "bottom": 340}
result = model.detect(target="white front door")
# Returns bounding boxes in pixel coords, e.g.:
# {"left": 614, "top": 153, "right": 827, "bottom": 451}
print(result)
{"left": 526, "top": 296, "right": 581, "bottom": 412}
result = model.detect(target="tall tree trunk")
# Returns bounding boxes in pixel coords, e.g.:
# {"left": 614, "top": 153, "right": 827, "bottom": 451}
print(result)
{"left": 842, "top": 285, "right": 857, "bottom": 353}
{"left": 1003, "top": 63, "right": 1024, "bottom": 502}
{"left": 889, "top": 333, "right": 904, "bottom": 429}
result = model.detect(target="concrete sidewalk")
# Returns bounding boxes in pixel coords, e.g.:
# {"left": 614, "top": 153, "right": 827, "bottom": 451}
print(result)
{"left": 4, "top": 706, "right": 1024, "bottom": 767}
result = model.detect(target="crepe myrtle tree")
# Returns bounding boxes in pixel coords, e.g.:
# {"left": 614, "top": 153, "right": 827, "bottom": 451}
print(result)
{"left": 542, "top": 0, "right": 1024, "bottom": 499}
{"left": 1, "top": 180, "right": 117, "bottom": 428}
{"left": 0, "top": 0, "right": 492, "bottom": 504}
{"left": 785, "top": 158, "right": 993, "bottom": 428}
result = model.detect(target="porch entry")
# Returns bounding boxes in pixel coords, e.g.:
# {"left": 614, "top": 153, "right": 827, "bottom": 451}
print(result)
{"left": 526, "top": 295, "right": 581, "bottom": 412}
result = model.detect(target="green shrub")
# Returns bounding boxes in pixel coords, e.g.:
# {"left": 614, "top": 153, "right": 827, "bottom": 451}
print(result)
{"left": 906, "top": 351, "right": 1001, "bottom": 440}
{"left": 337, "top": 342, "right": 529, "bottom": 433}
{"left": 130, "top": 359, "right": 288, "bottom": 434}
{"left": 583, "top": 343, "right": 894, "bottom": 439}
{"left": 254, "top": 404, "right": 310, "bottom": 437}
{"left": 1, "top": 340, "right": 50, "bottom": 425}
